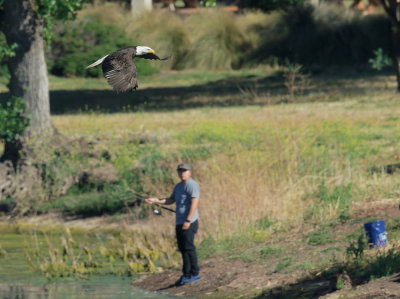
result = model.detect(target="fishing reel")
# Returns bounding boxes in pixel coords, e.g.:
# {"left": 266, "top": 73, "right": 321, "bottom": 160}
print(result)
{"left": 153, "top": 208, "right": 162, "bottom": 216}
{"left": 150, "top": 203, "right": 175, "bottom": 216}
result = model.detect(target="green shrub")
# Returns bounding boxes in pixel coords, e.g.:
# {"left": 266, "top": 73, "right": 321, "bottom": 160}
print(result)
{"left": 48, "top": 17, "right": 158, "bottom": 78}
{"left": 0, "top": 96, "right": 30, "bottom": 142}
{"left": 369, "top": 48, "right": 392, "bottom": 71}
{"left": 369, "top": 249, "right": 400, "bottom": 278}
{"left": 253, "top": 4, "right": 391, "bottom": 68}
{"left": 346, "top": 233, "right": 366, "bottom": 262}
{"left": 336, "top": 273, "right": 345, "bottom": 290}
{"left": 40, "top": 189, "right": 148, "bottom": 217}
{"left": 0, "top": 33, "right": 16, "bottom": 80}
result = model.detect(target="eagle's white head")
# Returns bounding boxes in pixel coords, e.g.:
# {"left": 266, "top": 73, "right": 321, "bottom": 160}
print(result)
{"left": 136, "top": 46, "right": 155, "bottom": 56}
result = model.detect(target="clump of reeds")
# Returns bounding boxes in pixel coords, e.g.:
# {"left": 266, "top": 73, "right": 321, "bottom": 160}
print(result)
{"left": 183, "top": 10, "right": 250, "bottom": 70}
{"left": 101, "top": 229, "right": 179, "bottom": 275}
{"left": 26, "top": 226, "right": 179, "bottom": 279}
{"left": 26, "top": 228, "right": 98, "bottom": 279}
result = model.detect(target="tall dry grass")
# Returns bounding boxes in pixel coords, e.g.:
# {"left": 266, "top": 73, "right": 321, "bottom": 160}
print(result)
{"left": 77, "top": 4, "right": 266, "bottom": 70}
{"left": 52, "top": 91, "right": 400, "bottom": 241}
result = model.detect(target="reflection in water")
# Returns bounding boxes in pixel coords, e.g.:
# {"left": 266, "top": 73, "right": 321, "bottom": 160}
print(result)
{"left": 0, "top": 281, "right": 177, "bottom": 299}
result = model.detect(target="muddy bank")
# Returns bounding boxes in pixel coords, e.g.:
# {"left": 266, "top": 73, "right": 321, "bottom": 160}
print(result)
{"left": 133, "top": 199, "right": 400, "bottom": 298}
{"left": 133, "top": 258, "right": 400, "bottom": 298}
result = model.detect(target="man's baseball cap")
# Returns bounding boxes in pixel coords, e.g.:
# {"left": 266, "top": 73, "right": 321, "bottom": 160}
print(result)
{"left": 177, "top": 163, "right": 191, "bottom": 170}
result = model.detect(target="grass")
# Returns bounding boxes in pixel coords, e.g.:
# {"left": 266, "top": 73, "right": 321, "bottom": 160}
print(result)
{"left": 39, "top": 69, "right": 400, "bottom": 236}
{"left": 274, "top": 256, "right": 295, "bottom": 273}
{"left": 3, "top": 66, "right": 400, "bottom": 291}
{"left": 306, "top": 227, "right": 335, "bottom": 246}
{"left": 1, "top": 2, "right": 400, "bottom": 291}
{"left": 0, "top": 70, "right": 270, "bottom": 93}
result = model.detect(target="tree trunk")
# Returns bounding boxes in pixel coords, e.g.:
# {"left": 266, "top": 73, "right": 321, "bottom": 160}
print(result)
{"left": 380, "top": 0, "right": 400, "bottom": 91}
{"left": 393, "top": 25, "right": 400, "bottom": 92}
{"left": 2, "top": 0, "right": 52, "bottom": 133}
{"left": 1, "top": 0, "right": 52, "bottom": 166}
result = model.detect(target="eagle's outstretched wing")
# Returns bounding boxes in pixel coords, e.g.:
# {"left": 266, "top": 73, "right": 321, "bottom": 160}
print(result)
{"left": 87, "top": 46, "right": 171, "bottom": 93}
{"left": 102, "top": 48, "right": 138, "bottom": 93}
{"left": 141, "top": 53, "right": 171, "bottom": 61}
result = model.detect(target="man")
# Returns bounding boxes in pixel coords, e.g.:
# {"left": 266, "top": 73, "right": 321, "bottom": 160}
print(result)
{"left": 145, "top": 163, "right": 201, "bottom": 285}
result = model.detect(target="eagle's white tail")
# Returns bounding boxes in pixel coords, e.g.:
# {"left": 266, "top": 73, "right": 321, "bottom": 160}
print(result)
{"left": 86, "top": 55, "right": 109, "bottom": 69}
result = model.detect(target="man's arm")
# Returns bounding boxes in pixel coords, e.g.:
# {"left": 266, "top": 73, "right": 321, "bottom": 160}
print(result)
{"left": 182, "top": 197, "right": 199, "bottom": 230}
{"left": 186, "top": 197, "right": 199, "bottom": 222}
{"left": 145, "top": 197, "right": 175, "bottom": 205}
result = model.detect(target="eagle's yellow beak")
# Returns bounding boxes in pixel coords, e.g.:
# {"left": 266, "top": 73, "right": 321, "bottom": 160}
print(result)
{"left": 149, "top": 49, "right": 155, "bottom": 54}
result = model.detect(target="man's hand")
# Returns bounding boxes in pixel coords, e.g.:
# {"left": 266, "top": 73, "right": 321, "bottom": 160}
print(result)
{"left": 182, "top": 221, "right": 190, "bottom": 230}
{"left": 145, "top": 197, "right": 159, "bottom": 204}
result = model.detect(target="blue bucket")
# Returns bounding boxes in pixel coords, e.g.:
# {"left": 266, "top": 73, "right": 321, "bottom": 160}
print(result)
{"left": 364, "top": 220, "right": 387, "bottom": 248}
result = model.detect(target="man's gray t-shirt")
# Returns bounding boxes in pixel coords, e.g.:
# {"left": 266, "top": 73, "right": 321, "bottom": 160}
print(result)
{"left": 170, "top": 178, "right": 200, "bottom": 225}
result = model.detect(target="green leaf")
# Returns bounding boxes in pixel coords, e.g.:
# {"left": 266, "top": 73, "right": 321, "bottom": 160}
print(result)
{"left": 0, "top": 96, "right": 31, "bottom": 142}
{"left": 34, "top": 0, "right": 89, "bottom": 44}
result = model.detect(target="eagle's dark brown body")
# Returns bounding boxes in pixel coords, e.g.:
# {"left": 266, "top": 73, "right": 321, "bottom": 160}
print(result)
{"left": 86, "top": 46, "right": 170, "bottom": 93}
{"left": 102, "top": 47, "right": 138, "bottom": 93}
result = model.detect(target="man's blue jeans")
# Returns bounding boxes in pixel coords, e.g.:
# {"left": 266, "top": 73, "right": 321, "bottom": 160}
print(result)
{"left": 176, "top": 220, "right": 199, "bottom": 277}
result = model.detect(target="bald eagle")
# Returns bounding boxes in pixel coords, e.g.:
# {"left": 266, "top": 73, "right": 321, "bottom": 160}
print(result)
{"left": 86, "top": 46, "right": 170, "bottom": 93}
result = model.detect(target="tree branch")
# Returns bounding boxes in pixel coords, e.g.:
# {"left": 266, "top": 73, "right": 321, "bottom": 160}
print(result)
{"left": 380, "top": 0, "right": 400, "bottom": 28}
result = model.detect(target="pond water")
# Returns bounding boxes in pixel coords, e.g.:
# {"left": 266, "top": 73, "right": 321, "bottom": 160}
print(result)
{"left": 0, "top": 230, "right": 178, "bottom": 299}
{"left": 0, "top": 279, "right": 176, "bottom": 299}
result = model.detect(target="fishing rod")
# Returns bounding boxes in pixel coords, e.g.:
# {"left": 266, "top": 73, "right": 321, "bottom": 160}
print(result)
{"left": 111, "top": 186, "right": 175, "bottom": 215}
{"left": 128, "top": 192, "right": 176, "bottom": 215}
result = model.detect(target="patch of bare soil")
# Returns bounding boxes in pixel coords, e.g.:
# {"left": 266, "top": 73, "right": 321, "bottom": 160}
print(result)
{"left": 132, "top": 199, "right": 400, "bottom": 298}
{"left": 320, "top": 273, "right": 400, "bottom": 299}
{"left": 131, "top": 255, "right": 306, "bottom": 298}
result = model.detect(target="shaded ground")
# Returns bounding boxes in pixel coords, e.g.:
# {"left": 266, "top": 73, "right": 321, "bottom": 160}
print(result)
{"left": 48, "top": 71, "right": 396, "bottom": 114}
{"left": 0, "top": 69, "right": 394, "bottom": 114}
{"left": 319, "top": 273, "right": 400, "bottom": 298}
{"left": 132, "top": 199, "right": 400, "bottom": 298}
